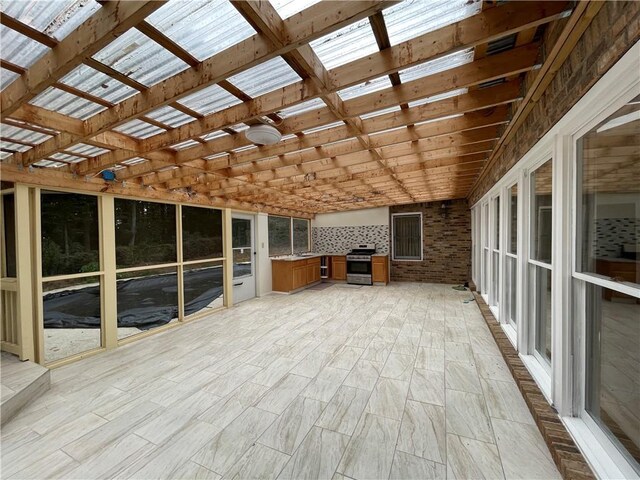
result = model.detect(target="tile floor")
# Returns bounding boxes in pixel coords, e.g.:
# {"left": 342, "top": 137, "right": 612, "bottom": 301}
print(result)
{"left": 1, "top": 283, "right": 561, "bottom": 480}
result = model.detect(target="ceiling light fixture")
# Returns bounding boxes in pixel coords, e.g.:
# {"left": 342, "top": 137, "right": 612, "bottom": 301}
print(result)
{"left": 245, "top": 124, "right": 282, "bottom": 145}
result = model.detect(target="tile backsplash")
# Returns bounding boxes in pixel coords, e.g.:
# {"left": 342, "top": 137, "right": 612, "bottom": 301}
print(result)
{"left": 312, "top": 225, "right": 389, "bottom": 254}
{"left": 593, "top": 217, "right": 638, "bottom": 257}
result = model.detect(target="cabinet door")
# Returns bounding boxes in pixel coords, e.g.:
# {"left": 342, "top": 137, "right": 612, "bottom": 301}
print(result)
{"left": 293, "top": 266, "right": 307, "bottom": 289}
{"left": 372, "top": 261, "right": 387, "bottom": 283}
{"left": 333, "top": 260, "right": 346, "bottom": 280}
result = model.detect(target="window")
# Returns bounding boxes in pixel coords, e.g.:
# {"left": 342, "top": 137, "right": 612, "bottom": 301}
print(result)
{"left": 292, "top": 218, "right": 310, "bottom": 253}
{"left": 232, "top": 217, "right": 252, "bottom": 279}
{"left": 182, "top": 206, "right": 223, "bottom": 261}
{"left": 392, "top": 213, "right": 422, "bottom": 260}
{"left": 1, "top": 192, "right": 16, "bottom": 278}
{"left": 529, "top": 159, "right": 553, "bottom": 368}
{"left": 506, "top": 184, "right": 519, "bottom": 327}
{"left": 268, "top": 216, "right": 310, "bottom": 256}
{"left": 576, "top": 96, "right": 640, "bottom": 471}
{"left": 490, "top": 196, "right": 500, "bottom": 309}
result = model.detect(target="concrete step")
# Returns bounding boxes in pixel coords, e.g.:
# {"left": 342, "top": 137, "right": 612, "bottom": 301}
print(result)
{"left": 1, "top": 352, "right": 50, "bottom": 426}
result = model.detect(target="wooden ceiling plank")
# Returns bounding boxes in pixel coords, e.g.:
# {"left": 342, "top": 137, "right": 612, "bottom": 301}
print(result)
{"left": 1, "top": 1, "right": 166, "bottom": 117}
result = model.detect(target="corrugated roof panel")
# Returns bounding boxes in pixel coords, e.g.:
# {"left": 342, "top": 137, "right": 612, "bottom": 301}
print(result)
{"left": 146, "top": 0, "right": 256, "bottom": 62}
{"left": 146, "top": 105, "right": 195, "bottom": 128}
{"left": 92, "top": 28, "right": 190, "bottom": 87}
{"left": 338, "top": 76, "right": 392, "bottom": 101}
{"left": 227, "top": 57, "right": 300, "bottom": 97}
{"left": 408, "top": 88, "right": 468, "bottom": 108}
{"left": 0, "top": 151, "right": 11, "bottom": 160}
{"left": 310, "top": 17, "right": 378, "bottom": 69}
{"left": 33, "top": 159, "right": 63, "bottom": 168}
{"left": 399, "top": 49, "right": 474, "bottom": 83}
{"left": 0, "top": 0, "right": 101, "bottom": 41}
{"left": 414, "top": 113, "right": 464, "bottom": 127}
{"left": 280, "top": 133, "right": 298, "bottom": 141}
{"left": 384, "top": 0, "right": 482, "bottom": 46}
{"left": 171, "top": 139, "right": 200, "bottom": 151}
{"left": 0, "top": 24, "right": 48, "bottom": 68}
{"left": 113, "top": 119, "right": 166, "bottom": 139}
{"left": 303, "top": 121, "right": 345, "bottom": 135}
{"left": 0, "top": 140, "right": 30, "bottom": 152}
{"left": 66, "top": 143, "right": 110, "bottom": 156}
{"left": 1, "top": 124, "right": 52, "bottom": 144}
{"left": 270, "top": 0, "right": 321, "bottom": 19}
{"left": 232, "top": 145, "right": 257, "bottom": 153}
{"left": 0, "top": 68, "right": 19, "bottom": 91}
{"left": 59, "top": 64, "right": 137, "bottom": 104}
{"left": 200, "top": 130, "right": 229, "bottom": 142}
{"left": 29, "top": 87, "right": 106, "bottom": 119}
{"left": 120, "top": 157, "right": 147, "bottom": 166}
{"left": 278, "top": 98, "right": 326, "bottom": 118}
{"left": 230, "top": 123, "right": 249, "bottom": 132}
{"left": 360, "top": 105, "right": 402, "bottom": 119}
{"left": 50, "top": 152, "right": 84, "bottom": 163}
{"left": 177, "top": 83, "right": 242, "bottom": 116}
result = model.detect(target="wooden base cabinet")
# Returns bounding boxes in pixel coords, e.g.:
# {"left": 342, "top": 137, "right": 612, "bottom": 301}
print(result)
{"left": 331, "top": 256, "right": 346, "bottom": 281}
{"left": 372, "top": 255, "right": 389, "bottom": 284}
{"left": 272, "top": 257, "right": 322, "bottom": 293}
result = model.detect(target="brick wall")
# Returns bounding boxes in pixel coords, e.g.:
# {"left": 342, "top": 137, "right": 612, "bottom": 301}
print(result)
{"left": 469, "top": 1, "right": 640, "bottom": 205}
{"left": 390, "top": 199, "right": 470, "bottom": 284}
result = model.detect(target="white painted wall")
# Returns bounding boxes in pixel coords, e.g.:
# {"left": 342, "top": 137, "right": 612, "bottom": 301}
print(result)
{"left": 255, "top": 213, "right": 272, "bottom": 296}
{"left": 312, "top": 207, "right": 389, "bottom": 227}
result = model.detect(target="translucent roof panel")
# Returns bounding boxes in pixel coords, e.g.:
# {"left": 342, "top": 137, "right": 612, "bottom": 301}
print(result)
{"left": 1, "top": 124, "right": 52, "bottom": 144}
{"left": 278, "top": 98, "right": 326, "bottom": 118}
{"left": 113, "top": 119, "right": 166, "bottom": 139}
{"left": 408, "top": 88, "right": 468, "bottom": 109}
{"left": 120, "top": 157, "right": 147, "bottom": 166}
{"left": 49, "top": 152, "right": 84, "bottom": 163}
{"left": 177, "top": 84, "right": 242, "bottom": 116}
{"left": 338, "top": 76, "right": 392, "bottom": 101}
{"left": 92, "top": 28, "right": 190, "bottom": 87}
{"left": 227, "top": 57, "right": 300, "bottom": 97}
{"left": 384, "top": 0, "right": 482, "bottom": 46}
{"left": 399, "top": 49, "right": 474, "bottom": 83}
{"left": 303, "top": 121, "right": 345, "bottom": 135}
{"left": 146, "top": 0, "right": 256, "bottom": 62}
{"left": 29, "top": 87, "right": 106, "bottom": 119}
{"left": 0, "top": 0, "right": 101, "bottom": 41}
{"left": 200, "top": 130, "right": 229, "bottom": 142}
{"left": 59, "top": 64, "right": 137, "bottom": 104}
{"left": 0, "top": 140, "right": 30, "bottom": 153}
{"left": 360, "top": 105, "right": 402, "bottom": 120}
{"left": 66, "top": 144, "right": 110, "bottom": 157}
{"left": 0, "top": 68, "right": 19, "bottom": 91}
{"left": 270, "top": 0, "right": 321, "bottom": 19}
{"left": 0, "top": 25, "right": 48, "bottom": 68}
{"left": 33, "top": 159, "right": 63, "bottom": 168}
{"left": 145, "top": 106, "right": 195, "bottom": 128}
{"left": 310, "top": 17, "right": 378, "bottom": 69}
{"left": 171, "top": 139, "right": 200, "bottom": 151}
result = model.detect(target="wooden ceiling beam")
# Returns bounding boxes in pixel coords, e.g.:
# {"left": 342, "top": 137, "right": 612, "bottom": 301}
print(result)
{"left": 0, "top": 13, "right": 59, "bottom": 48}
{"left": 1, "top": 1, "right": 165, "bottom": 118}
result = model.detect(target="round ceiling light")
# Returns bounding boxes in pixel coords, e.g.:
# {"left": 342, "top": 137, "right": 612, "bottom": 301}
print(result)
{"left": 245, "top": 124, "right": 282, "bottom": 145}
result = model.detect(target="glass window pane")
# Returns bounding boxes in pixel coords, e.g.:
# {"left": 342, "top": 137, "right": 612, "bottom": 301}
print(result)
{"left": 182, "top": 206, "right": 223, "bottom": 261}
{"left": 531, "top": 265, "right": 552, "bottom": 365}
{"left": 507, "top": 255, "right": 517, "bottom": 326}
{"left": 491, "top": 251, "right": 499, "bottom": 307}
{"left": 115, "top": 199, "right": 176, "bottom": 268}
{"left": 43, "top": 276, "right": 101, "bottom": 363}
{"left": 269, "top": 216, "right": 292, "bottom": 256}
{"left": 232, "top": 217, "right": 253, "bottom": 279}
{"left": 232, "top": 218, "right": 251, "bottom": 248}
{"left": 233, "top": 249, "right": 252, "bottom": 279}
{"left": 393, "top": 214, "right": 422, "bottom": 260}
{"left": 41, "top": 191, "right": 100, "bottom": 277}
{"left": 585, "top": 282, "right": 640, "bottom": 468}
{"left": 577, "top": 95, "right": 639, "bottom": 287}
{"left": 494, "top": 197, "right": 500, "bottom": 250}
{"left": 292, "top": 219, "right": 309, "bottom": 253}
{"left": 117, "top": 267, "right": 178, "bottom": 340}
{"left": 2, "top": 193, "right": 16, "bottom": 277}
{"left": 531, "top": 160, "right": 553, "bottom": 263}
{"left": 184, "top": 261, "right": 224, "bottom": 317}
{"left": 509, "top": 184, "right": 518, "bottom": 254}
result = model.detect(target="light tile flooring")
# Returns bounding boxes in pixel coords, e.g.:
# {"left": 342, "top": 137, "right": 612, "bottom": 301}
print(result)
{"left": 1, "top": 283, "right": 561, "bottom": 480}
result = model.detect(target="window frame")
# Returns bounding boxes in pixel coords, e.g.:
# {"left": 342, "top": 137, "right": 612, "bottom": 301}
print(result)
{"left": 391, "top": 212, "right": 423, "bottom": 261}
{"left": 267, "top": 215, "right": 310, "bottom": 257}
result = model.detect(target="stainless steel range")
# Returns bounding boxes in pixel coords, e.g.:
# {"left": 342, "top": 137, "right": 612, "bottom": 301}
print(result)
{"left": 346, "top": 244, "right": 376, "bottom": 285}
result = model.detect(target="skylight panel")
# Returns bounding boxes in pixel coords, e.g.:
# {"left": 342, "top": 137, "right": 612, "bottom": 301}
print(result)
{"left": 0, "top": 68, "right": 18, "bottom": 91}
{"left": 0, "top": 0, "right": 101, "bottom": 41}
{"left": 1, "top": 124, "right": 52, "bottom": 144}
{"left": 66, "top": 144, "right": 110, "bottom": 156}
{"left": 177, "top": 84, "right": 242, "bottom": 116}
{"left": 408, "top": 88, "right": 468, "bottom": 108}
{"left": 337, "top": 76, "right": 393, "bottom": 101}
{"left": 92, "top": 29, "right": 190, "bottom": 87}
{"left": 59, "top": 64, "right": 137, "bottom": 104}
{"left": 310, "top": 17, "right": 378, "bottom": 69}
{"left": 384, "top": 0, "right": 482, "bottom": 46}
{"left": 29, "top": 87, "right": 106, "bottom": 119}
{"left": 114, "top": 119, "right": 166, "bottom": 139}
{"left": 146, "top": 106, "right": 195, "bottom": 128}
{"left": 146, "top": 0, "right": 256, "bottom": 62}
{"left": 399, "top": 49, "right": 474, "bottom": 83}
{"left": 278, "top": 98, "right": 326, "bottom": 118}
{"left": 227, "top": 57, "right": 300, "bottom": 97}
{"left": 270, "top": 0, "right": 321, "bottom": 19}
{"left": 0, "top": 25, "right": 48, "bottom": 68}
